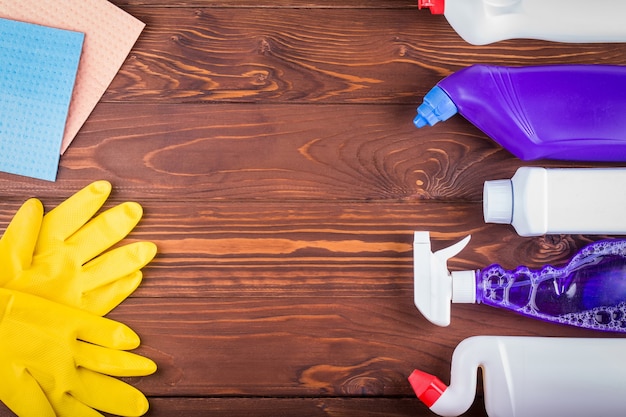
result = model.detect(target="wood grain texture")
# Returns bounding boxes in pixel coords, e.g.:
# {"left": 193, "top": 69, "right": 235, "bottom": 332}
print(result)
{"left": 0, "top": 397, "right": 484, "bottom": 417}
{"left": 0, "top": 1, "right": 625, "bottom": 416}
{"left": 106, "top": 7, "right": 626, "bottom": 104}
{"left": 0, "top": 199, "right": 594, "bottom": 299}
{"left": 113, "top": 0, "right": 418, "bottom": 7}
{"left": 0, "top": 102, "right": 613, "bottom": 201}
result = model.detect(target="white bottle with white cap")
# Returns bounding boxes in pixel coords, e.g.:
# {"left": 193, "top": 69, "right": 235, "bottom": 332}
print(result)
{"left": 483, "top": 167, "right": 626, "bottom": 236}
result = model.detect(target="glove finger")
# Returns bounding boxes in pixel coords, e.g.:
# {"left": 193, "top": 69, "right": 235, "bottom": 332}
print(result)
{"left": 37, "top": 181, "right": 111, "bottom": 246}
{"left": 52, "top": 395, "right": 104, "bottom": 417}
{"left": 75, "top": 340, "right": 157, "bottom": 377}
{"left": 81, "top": 271, "right": 143, "bottom": 316}
{"left": 0, "top": 366, "right": 56, "bottom": 417}
{"left": 73, "top": 368, "right": 151, "bottom": 417}
{"left": 0, "top": 198, "right": 43, "bottom": 279}
{"left": 77, "top": 242, "right": 156, "bottom": 315}
{"left": 3, "top": 288, "right": 141, "bottom": 350}
{"left": 82, "top": 241, "right": 157, "bottom": 292}
{"left": 64, "top": 202, "right": 144, "bottom": 265}
{"left": 71, "top": 311, "right": 142, "bottom": 351}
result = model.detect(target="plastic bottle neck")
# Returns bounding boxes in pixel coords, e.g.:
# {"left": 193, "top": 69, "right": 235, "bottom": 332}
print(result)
{"left": 451, "top": 270, "right": 477, "bottom": 304}
{"left": 483, "top": 179, "right": 514, "bottom": 224}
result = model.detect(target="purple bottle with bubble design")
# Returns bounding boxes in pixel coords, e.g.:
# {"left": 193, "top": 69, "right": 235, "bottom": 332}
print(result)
{"left": 413, "top": 231, "right": 626, "bottom": 332}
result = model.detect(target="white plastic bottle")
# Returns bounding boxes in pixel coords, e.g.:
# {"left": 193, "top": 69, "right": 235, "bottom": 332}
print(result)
{"left": 409, "top": 336, "right": 626, "bottom": 417}
{"left": 483, "top": 167, "right": 626, "bottom": 236}
{"left": 417, "top": 0, "right": 626, "bottom": 45}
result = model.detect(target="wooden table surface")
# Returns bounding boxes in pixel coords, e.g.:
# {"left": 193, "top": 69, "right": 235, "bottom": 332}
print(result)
{"left": 1, "top": 1, "right": 626, "bottom": 416}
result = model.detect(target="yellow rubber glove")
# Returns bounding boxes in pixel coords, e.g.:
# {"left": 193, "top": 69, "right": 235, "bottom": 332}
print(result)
{"left": 0, "top": 287, "right": 156, "bottom": 417}
{"left": 0, "top": 181, "right": 157, "bottom": 315}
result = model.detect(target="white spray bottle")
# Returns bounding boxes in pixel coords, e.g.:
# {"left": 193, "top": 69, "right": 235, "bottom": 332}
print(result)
{"left": 409, "top": 335, "right": 626, "bottom": 417}
{"left": 413, "top": 231, "right": 626, "bottom": 332}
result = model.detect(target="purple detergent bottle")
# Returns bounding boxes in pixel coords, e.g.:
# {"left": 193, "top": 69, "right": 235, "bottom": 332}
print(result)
{"left": 414, "top": 64, "right": 626, "bottom": 161}
{"left": 413, "top": 231, "right": 626, "bottom": 332}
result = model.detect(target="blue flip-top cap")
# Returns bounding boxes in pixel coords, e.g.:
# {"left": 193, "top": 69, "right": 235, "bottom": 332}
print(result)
{"left": 413, "top": 86, "right": 458, "bottom": 128}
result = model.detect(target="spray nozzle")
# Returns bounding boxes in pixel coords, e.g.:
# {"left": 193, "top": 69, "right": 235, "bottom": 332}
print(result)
{"left": 408, "top": 369, "right": 448, "bottom": 408}
{"left": 414, "top": 86, "right": 458, "bottom": 128}
{"left": 413, "top": 231, "right": 475, "bottom": 327}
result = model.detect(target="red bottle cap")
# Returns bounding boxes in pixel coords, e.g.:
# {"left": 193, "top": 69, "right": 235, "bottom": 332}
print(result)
{"left": 408, "top": 369, "right": 447, "bottom": 408}
{"left": 418, "top": 0, "right": 445, "bottom": 14}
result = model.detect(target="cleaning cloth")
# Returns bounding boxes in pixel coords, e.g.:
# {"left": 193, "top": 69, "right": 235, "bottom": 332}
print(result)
{"left": 0, "top": 17, "right": 83, "bottom": 181}
{"left": 0, "top": 0, "right": 146, "bottom": 154}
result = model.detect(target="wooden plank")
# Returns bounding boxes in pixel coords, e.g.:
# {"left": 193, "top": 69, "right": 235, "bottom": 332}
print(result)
{"left": 0, "top": 102, "right": 604, "bottom": 200}
{"left": 135, "top": 397, "right": 487, "bottom": 417}
{"left": 132, "top": 202, "right": 597, "bottom": 298}
{"left": 113, "top": 0, "right": 418, "bottom": 8}
{"left": 142, "top": 398, "right": 438, "bottom": 417}
{"left": 107, "top": 297, "right": 602, "bottom": 398}
{"left": 111, "top": 7, "right": 452, "bottom": 103}
{"left": 0, "top": 198, "right": 599, "bottom": 298}
{"left": 0, "top": 397, "right": 487, "bottom": 417}
{"left": 104, "top": 7, "right": 626, "bottom": 104}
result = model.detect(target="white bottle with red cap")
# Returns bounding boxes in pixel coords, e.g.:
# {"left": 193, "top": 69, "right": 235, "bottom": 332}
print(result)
{"left": 409, "top": 335, "right": 626, "bottom": 417}
{"left": 417, "top": 0, "right": 626, "bottom": 45}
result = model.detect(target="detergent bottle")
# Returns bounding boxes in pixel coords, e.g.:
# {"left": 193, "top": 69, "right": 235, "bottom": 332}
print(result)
{"left": 409, "top": 335, "right": 626, "bottom": 417}
{"left": 413, "top": 231, "right": 626, "bottom": 332}
{"left": 417, "top": 0, "right": 626, "bottom": 45}
{"left": 483, "top": 167, "right": 626, "bottom": 236}
{"left": 413, "top": 64, "right": 626, "bottom": 161}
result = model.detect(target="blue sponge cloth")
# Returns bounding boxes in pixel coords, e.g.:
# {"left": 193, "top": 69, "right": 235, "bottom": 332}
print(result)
{"left": 0, "top": 17, "right": 83, "bottom": 181}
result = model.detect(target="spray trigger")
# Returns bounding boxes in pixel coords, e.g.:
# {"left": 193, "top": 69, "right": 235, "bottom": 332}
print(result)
{"left": 413, "top": 231, "right": 472, "bottom": 327}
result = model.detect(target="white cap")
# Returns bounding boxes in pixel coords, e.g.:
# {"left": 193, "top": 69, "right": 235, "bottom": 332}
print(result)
{"left": 451, "top": 270, "right": 476, "bottom": 303}
{"left": 413, "top": 231, "right": 476, "bottom": 327}
{"left": 483, "top": 179, "right": 513, "bottom": 224}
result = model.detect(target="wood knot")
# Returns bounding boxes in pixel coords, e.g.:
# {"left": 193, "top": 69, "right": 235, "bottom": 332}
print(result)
{"left": 259, "top": 38, "right": 271, "bottom": 54}
{"left": 342, "top": 376, "right": 385, "bottom": 396}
